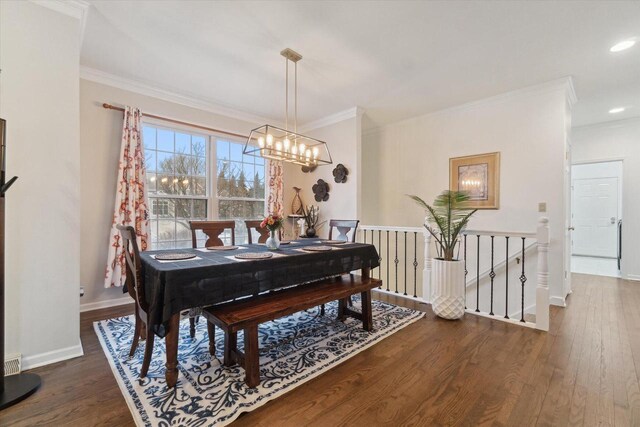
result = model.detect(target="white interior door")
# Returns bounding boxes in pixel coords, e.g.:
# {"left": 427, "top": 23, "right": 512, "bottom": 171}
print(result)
{"left": 572, "top": 177, "right": 619, "bottom": 258}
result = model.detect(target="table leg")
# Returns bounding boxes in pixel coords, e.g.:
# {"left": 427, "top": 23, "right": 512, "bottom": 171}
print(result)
{"left": 244, "top": 326, "right": 260, "bottom": 388}
{"left": 361, "top": 290, "right": 374, "bottom": 331}
{"left": 165, "top": 313, "right": 180, "bottom": 388}
{"left": 224, "top": 330, "right": 237, "bottom": 367}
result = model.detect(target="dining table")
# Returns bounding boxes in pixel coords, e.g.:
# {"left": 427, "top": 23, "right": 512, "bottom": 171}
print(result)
{"left": 139, "top": 238, "right": 380, "bottom": 388}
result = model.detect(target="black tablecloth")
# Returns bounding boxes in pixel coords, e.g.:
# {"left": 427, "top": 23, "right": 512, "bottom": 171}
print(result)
{"left": 139, "top": 240, "right": 380, "bottom": 337}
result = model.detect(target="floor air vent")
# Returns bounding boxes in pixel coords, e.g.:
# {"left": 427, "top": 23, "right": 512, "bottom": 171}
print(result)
{"left": 4, "top": 353, "right": 21, "bottom": 376}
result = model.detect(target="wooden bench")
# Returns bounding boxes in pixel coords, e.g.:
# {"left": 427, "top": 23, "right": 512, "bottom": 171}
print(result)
{"left": 202, "top": 271, "right": 382, "bottom": 388}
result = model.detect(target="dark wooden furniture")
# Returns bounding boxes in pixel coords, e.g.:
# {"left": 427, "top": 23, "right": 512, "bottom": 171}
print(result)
{"left": 117, "top": 225, "right": 157, "bottom": 378}
{"left": 321, "top": 219, "right": 361, "bottom": 316}
{"left": 187, "top": 220, "right": 237, "bottom": 338}
{"left": 244, "top": 219, "right": 282, "bottom": 244}
{"left": 203, "top": 270, "right": 380, "bottom": 388}
{"left": 328, "top": 219, "right": 360, "bottom": 242}
{"left": 139, "top": 241, "right": 380, "bottom": 388}
{"left": 189, "top": 220, "right": 236, "bottom": 247}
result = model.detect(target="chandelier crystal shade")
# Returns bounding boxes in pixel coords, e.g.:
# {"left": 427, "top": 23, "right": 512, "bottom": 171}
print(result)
{"left": 243, "top": 49, "right": 332, "bottom": 166}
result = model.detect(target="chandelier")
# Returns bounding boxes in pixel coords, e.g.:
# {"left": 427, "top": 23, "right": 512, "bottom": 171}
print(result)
{"left": 243, "top": 48, "right": 332, "bottom": 166}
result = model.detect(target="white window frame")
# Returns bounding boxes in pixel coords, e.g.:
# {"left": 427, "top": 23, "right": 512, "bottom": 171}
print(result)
{"left": 142, "top": 118, "right": 267, "bottom": 248}
{"left": 212, "top": 134, "right": 267, "bottom": 219}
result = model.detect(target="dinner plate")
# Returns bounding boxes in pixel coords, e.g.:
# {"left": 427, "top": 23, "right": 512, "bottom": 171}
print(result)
{"left": 207, "top": 245, "right": 238, "bottom": 251}
{"left": 235, "top": 252, "right": 274, "bottom": 260}
{"left": 302, "top": 245, "right": 333, "bottom": 252}
{"left": 154, "top": 252, "right": 197, "bottom": 261}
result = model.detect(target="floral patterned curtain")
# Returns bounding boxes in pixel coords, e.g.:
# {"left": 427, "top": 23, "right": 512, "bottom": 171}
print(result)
{"left": 104, "top": 106, "right": 150, "bottom": 288}
{"left": 266, "top": 159, "right": 284, "bottom": 216}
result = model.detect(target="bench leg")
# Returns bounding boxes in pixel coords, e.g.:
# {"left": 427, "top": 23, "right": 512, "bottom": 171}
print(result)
{"left": 207, "top": 322, "right": 216, "bottom": 356}
{"left": 320, "top": 304, "right": 325, "bottom": 316}
{"left": 244, "top": 325, "right": 260, "bottom": 388}
{"left": 224, "top": 331, "right": 237, "bottom": 367}
{"left": 337, "top": 298, "right": 347, "bottom": 321}
{"left": 361, "top": 290, "right": 373, "bottom": 331}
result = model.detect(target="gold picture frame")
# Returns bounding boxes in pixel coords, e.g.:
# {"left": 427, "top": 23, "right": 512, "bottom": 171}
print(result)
{"left": 449, "top": 152, "right": 500, "bottom": 209}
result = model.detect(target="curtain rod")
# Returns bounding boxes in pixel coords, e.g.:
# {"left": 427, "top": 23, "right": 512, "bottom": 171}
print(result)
{"left": 101, "top": 103, "right": 250, "bottom": 139}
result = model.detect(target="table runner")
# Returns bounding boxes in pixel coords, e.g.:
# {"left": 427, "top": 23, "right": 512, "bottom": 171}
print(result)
{"left": 140, "top": 240, "right": 380, "bottom": 336}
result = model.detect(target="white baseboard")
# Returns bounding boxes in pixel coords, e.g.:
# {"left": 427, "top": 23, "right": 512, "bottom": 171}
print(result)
{"left": 626, "top": 274, "right": 640, "bottom": 282}
{"left": 550, "top": 296, "right": 566, "bottom": 307}
{"left": 80, "top": 296, "right": 132, "bottom": 313}
{"left": 22, "top": 342, "right": 84, "bottom": 371}
{"left": 373, "top": 287, "right": 427, "bottom": 303}
{"left": 509, "top": 303, "right": 536, "bottom": 319}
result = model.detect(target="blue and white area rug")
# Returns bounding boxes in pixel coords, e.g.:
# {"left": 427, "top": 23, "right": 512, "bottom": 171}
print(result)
{"left": 94, "top": 298, "right": 424, "bottom": 426}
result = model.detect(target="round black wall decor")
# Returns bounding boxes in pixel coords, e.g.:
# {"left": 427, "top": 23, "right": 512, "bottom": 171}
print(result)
{"left": 312, "top": 179, "right": 330, "bottom": 202}
{"left": 332, "top": 163, "right": 348, "bottom": 183}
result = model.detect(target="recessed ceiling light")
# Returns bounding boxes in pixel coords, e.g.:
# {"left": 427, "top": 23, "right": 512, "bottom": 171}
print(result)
{"left": 610, "top": 39, "right": 636, "bottom": 52}
{"left": 609, "top": 107, "right": 625, "bottom": 114}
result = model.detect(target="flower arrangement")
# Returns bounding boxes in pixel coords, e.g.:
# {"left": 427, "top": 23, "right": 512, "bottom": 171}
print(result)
{"left": 260, "top": 214, "right": 284, "bottom": 232}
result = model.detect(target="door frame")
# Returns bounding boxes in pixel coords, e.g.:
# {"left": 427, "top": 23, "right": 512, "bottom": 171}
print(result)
{"left": 570, "top": 158, "right": 624, "bottom": 268}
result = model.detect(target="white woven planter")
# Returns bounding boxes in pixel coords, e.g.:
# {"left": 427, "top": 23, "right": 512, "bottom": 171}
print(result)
{"left": 431, "top": 259, "right": 465, "bottom": 320}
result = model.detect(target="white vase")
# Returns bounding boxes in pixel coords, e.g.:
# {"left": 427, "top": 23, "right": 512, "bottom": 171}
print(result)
{"left": 431, "top": 258, "right": 466, "bottom": 320}
{"left": 265, "top": 230, "right": 280, "bottom": 250}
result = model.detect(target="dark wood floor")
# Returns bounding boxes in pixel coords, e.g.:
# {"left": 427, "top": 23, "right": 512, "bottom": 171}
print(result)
{"left": 2, "top": 274, "right": 639, "bottom": 426}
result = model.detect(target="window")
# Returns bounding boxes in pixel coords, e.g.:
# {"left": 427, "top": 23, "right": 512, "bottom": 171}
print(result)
{"left": 143, "top": 124, "right": 265, "bottom": 249}
{"left": 215, "top": 138, "right": 266, "bottom": 244}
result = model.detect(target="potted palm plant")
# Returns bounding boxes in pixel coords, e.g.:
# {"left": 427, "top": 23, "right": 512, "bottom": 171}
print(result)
{"left": 408, "top": 191, "right": 477, "bottom": 319}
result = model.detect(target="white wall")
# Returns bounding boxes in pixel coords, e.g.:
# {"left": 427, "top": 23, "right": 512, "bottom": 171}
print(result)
{"left": 282, "top": 112, "right": 362, "bottom": 239}
{"left": 79, "top": 79, "right": 262, "bottom": 308}
{"left": 0, "top": 1, "right": 82, "bottom": 367}
{"left": 361, "top": 80, "right": 574, "bottom": 304}
{"left": 573, "top": 118, "right": 640, "bottom": 281}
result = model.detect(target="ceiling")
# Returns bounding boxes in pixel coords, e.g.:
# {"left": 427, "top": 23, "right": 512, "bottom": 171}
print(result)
{"left": 81, "top": 1, "right": 640, "bottom": 129}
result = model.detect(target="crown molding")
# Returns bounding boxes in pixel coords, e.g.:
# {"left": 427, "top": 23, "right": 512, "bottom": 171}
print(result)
{"left": 80, "top": 66, "right": 280, "bottom": 126}
{"left": 299, "top": 107, "right": 364, "bottom": 133}
{"left": 572, "top": 115, "right": 640, "bottom": 132}
{"left": 363, "top": 76, "right": 578, "bottom": 137}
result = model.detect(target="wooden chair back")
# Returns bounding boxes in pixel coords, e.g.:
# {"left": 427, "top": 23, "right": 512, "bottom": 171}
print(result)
{"left": 328, "top": 219, "right": 360, "bottom": 242}
{"left": 244, "top": 220, "right": 283, "bottom": 244}
{"left": 116, "top": 225, "right": 148, "bottom": 313}
{"left": 189, "top": 220, "right": 236, "bottom": 248}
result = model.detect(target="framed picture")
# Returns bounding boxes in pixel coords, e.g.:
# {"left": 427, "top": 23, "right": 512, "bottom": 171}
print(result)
{"left": 449, "top": 152, "right": 500, "bottom": 209}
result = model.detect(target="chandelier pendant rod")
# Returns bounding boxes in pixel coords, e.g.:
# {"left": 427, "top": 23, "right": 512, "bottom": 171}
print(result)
{"left": 295, "top": 60, "right": 298, "bottom": 135}
{"left": 285, "top": 56, "right": 288, "bottom": 133}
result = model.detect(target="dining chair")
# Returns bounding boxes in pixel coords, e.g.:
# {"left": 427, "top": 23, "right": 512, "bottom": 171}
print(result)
{"left": 118, "top": 225, "right": 211, "bottom": 376}
{"left": 322, "top": 219, "right": 360, "bottom": 315}
{"left": 187, "top": 220, "right": 236, "bottom": 337}
{"left": 245, "top": 219, "right": 282, "bottom": 244}
{"left": 328, "top": 219, "right": 360, "bottom": 242}
{"left": 116, "top": 225, "right": 161, "bottom": 376}
{"left": 189, "top": 220, "right": 236, "bottom": 247}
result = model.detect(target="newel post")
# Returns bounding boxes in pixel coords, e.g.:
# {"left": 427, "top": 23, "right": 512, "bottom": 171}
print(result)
{"left": 422, "top": 218, "right": 432, "bottom": 303}
{"left": 535, "top": 217, "right": 550, "bottom": 331}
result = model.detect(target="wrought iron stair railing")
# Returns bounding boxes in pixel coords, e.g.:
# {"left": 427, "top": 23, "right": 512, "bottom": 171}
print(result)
{"left": 358, "top": 217, "right": 550, "bottom": 331}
